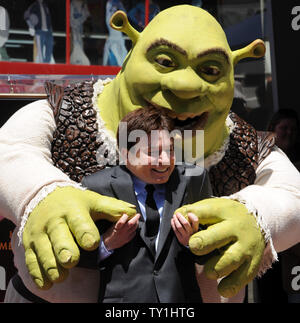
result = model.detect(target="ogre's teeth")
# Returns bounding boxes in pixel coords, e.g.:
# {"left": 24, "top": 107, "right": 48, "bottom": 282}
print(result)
{"left": 144, "top": 100, "right": 209, "bottom": 130}
{"left": 176, "top": 113, "right": 198, "bottom": 121}
{"left": 174, "top": 112, "right": 209, "bottom": 131}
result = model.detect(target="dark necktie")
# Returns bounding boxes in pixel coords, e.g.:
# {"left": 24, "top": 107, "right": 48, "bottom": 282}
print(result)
{"left": 145, "top": 184, "right": 160, "bottom": 253}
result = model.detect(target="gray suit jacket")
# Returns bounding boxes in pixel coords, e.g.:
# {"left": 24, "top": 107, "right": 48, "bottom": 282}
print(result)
{"left": 82, "top": 164, "right": 212, "bottom": 303}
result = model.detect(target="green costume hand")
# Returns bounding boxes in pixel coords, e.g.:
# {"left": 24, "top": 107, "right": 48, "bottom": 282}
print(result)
{"left": 22, "top": 186, "right": 137, "bottom": 290}
{"left": 176, "top": 198, "right": 265, "bottom": 298}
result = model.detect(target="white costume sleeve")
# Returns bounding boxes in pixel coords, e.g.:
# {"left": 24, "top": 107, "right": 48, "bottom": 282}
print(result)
{"left": 0, "top": 100, "right": 79, "bottom": 226}
{"left": 229, "top": 146, "right": 300, "bottom": 265}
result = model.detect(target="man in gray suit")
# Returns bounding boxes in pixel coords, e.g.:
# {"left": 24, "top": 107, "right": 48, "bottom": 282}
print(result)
{"left": 82, "top": 106, "right": 212, "bottom": 303}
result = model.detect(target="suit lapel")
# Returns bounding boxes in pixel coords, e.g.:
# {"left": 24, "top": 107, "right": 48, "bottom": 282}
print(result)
{"left": 155, "top": 166, "right": 187, "bottom": 260}
{"left": 110, "top": 166, "right": 148, "bottom": 248}
{"left": 110, "top": 166, "right": 142, "bottom": 215}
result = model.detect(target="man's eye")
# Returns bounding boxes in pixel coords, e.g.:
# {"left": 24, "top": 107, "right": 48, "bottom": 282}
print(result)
{"left": 155, "top": 56, "right": 176, "bottom": 68}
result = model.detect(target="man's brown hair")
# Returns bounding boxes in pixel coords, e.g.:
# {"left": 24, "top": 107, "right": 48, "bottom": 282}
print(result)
{"left": 117, "top": 106, "right": 176, "bottom": 150}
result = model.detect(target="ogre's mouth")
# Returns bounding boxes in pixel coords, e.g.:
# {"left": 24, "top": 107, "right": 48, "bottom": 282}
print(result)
{"left": 173, "top": 112, "right": 209, "bottom": 131}
{"left": 145, "top": 100, "right": 209, "bottom": 131}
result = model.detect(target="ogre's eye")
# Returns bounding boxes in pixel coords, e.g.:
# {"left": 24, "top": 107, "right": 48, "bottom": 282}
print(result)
{"left": 155, "top": 57, "right": 175, "bottom": 67}
{"left": 154, "top": 54, "right": 177, "bottom": 70}
{"left": 201, "top": 66, "right": 220, "bottom": 75}
{"left": 199, "top": 65, "right": 222, "bottom": 82}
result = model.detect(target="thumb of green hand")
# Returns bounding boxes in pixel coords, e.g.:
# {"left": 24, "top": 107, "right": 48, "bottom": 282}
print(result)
{"left": 85, "top": 190, "right": 137, "bottom": 222}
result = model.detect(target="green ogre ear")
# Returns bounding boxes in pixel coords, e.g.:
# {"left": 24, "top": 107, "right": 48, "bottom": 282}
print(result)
{"left": 110, "top": 10, "right": 140, "bottom": 46}
{"left": 232, "top": 39, "right": 266, "bottom": 66}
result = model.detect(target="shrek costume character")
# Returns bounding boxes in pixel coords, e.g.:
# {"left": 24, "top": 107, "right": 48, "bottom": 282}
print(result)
{"left": 1, "top": 5, "right": 300, "bottom": 303}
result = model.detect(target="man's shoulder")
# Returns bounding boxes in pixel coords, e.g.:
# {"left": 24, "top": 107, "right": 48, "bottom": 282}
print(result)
{"left": 82, "top": 166, "right": 119, "bottom": 187}
{"left": 178, "top": 163, "right": 207, "bottom": 177}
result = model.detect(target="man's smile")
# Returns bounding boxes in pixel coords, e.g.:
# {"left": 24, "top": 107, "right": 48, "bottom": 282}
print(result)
{"left": 152, "top": 167, "right": 170, "bottom": 173}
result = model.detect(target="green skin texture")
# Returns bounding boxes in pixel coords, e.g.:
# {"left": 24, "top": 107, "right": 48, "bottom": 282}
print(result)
{"left": 23, "top": 5, "right": 266, "bottom": 298}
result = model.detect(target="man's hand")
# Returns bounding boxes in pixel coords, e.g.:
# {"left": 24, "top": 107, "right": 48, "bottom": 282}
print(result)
{"left": 171, "top": 212, "right": 199, "bottom": 246}
{"left": 22, "top": 186, "right": 137, "bottom": 290}
{"left": 175, "top": 198, "right": 265, "bottom": 298}
{"left": 103, "top": 214, "right": 140, "bottom": 250}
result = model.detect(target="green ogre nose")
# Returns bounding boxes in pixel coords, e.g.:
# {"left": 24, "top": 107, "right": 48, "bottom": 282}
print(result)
{"left": 161, "top": 67, "right": 208, "bottom": 100}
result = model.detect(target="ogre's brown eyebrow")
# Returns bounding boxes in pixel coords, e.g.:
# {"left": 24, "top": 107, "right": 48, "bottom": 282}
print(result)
{"left": 197, "top": 48, "right": 230, "bottom": 64}
{"left": 146, "top": 38, "right": 187, "bottom": 56}
{"left": 147, "top": 39, "right": 230, "bottom": 64}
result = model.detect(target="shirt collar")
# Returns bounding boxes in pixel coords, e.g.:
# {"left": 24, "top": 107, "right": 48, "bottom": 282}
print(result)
{"left": 131, "top": 174, "right": 165, "bottom": 195}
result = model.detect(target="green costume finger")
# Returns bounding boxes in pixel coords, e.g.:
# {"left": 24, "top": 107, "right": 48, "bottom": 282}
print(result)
{"left": 189, "top": 221, "right": 235, "bottom": 255}
{"left": 32, "top": 233, "right": 61, "bottom": 282}
{"left": 86, "top": 190, "right": 137, "bottom": 222}
{"left": 217, "top": 260, "right": 253, "bottom": 298}
{"left": 24, "top": 248, "right": 52, "bottom": 290}
{"left": 204, "top": 244, "right": 246, "bottom": 280}
{"left": 65, "top": 207, "right": 100, "bottom": 251}
{"left": 46, "top": 217, "right": 80, "bottom": 268}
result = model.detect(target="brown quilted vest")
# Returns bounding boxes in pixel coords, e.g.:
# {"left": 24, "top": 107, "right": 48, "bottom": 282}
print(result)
{"left": 46, "top": 81, "right": 106, "bottom": 183}
{"left": 208, "top": 112, "right": 276, "bottom": 196}
{"left": 45, "top": 81, "right": 275, "bottom": 197}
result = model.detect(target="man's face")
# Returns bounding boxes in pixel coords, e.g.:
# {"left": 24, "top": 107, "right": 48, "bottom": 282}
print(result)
{"left": 274, "top": 118, "right": 298, "bottom": 152}
{"left": 125, "top": 130, "right": 176, "bottom": 184}
{"left": 117, "top": 5, "right": 234, "bottom": 156}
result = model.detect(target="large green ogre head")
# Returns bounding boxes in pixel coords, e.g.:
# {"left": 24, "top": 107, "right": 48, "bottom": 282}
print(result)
{"left": 103, "top": 5, "right": 265, "bottom": 157}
